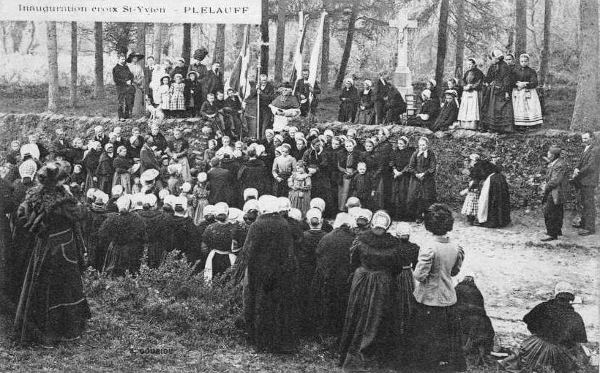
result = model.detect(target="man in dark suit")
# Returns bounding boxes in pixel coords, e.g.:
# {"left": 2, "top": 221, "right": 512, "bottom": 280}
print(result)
{"left": 541, "top": 146, "right": 568, "bottom": 241}
{"left": 202, "top": 62, "right": 224, "bottom": 99}
{"left": 52, "top": 127, "right": 71, "bottom": 160}
{"left": 294, "top": 69, "right": 321, "bottom": 117}
{"left": 140, "top": 135, "right": 161, "bottom": 175}
{"left": 572, "top": 132, "right": 600, "bottom": 236}
{"left": 246, "top": 74, "right": 275, "bottom": 137}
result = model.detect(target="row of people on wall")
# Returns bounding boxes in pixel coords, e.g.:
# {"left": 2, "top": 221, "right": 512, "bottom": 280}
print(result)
{"left": 338, "top": 50, "right": 543, "bottom": 134}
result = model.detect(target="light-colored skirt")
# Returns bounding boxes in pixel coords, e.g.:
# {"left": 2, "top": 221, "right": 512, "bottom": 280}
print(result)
{"left": 132, "top": 86, "right": 144, "bottom": 116}
{"left": 461, "top": 190, "right": 480, "bottom": 216}
{"left": 458, "top": 90, "right": 479, "bottom": 128}
{"left": 512, "top": 88, "right": 543, "bottom": 127}
{"left": 112, "top": 172, "right": 131, "bottom": 194}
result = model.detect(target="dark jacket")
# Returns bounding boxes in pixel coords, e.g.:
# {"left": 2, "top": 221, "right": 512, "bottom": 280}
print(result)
{"left": 574, "top": 145, "right": 599, "bottom": 187}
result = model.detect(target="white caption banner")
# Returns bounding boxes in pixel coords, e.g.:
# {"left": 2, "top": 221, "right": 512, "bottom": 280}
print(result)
{"left": 0, "top": 0, "right": 261, "bottom": 24}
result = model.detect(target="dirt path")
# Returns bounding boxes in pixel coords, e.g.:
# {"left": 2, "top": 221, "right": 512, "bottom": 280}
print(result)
{"left": 401, "top": 210, "right": 599, "bottom": 349}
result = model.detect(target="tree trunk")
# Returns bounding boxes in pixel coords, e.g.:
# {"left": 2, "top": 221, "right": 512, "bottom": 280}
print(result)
{"left": 153, "top": 23, "right": 163, "bottom": 63}
{"left": 47, "top": 22, "right": 59, "bottom": 112}
{"left": 454, "top": 0, "right": 465, "bottom": 78}
{"left": 320, "top": 7, "right": 331, "bottom": 93}
{"left": 539, "top": 0, "right": 551, "bottom": 86}
{"left": 183, "top": 23, "right": 191, "bottom": 65}
{"left": 435, "top": 0, "right": 450, "bottom": 89}
{"left": 137, "top": 23, "right": 146, "bottom": 56}
{"left": 571, "top": 0, "right": 600, "bottom": 131}
{"left": 515, "top": 0, "right": 527, "bottom": 57}
{"left": 334, "top": 0, "right": 359, "bottom": 90}
{"left": 274, "top": 0, "right": 287, "bottom": 82}
{"left": 214, "top": 24, "right": 226, "bottom": 68}
{"left": 26, "top": 22, "right": 36, "bottom": 55}
{"left": 260, "top": 0, "right": 270, "bottom": 75}
{"left": 10, "top": 21, "right": 27, "bottom": 53}
{"left": 70, "top": 22, "right": 78, "bottom": 108}
{"left": 94, "top": 22, "right": 104, "bottom": 99}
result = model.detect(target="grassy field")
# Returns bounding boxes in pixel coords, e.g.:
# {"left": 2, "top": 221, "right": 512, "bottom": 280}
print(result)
{"left": 0, "top": 83, "right": 576, "bottom": 131}
{"left": 0, "top": 212, "right": 598, "bottom": 373}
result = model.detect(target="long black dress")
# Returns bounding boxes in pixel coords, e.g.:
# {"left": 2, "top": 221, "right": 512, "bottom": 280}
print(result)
{"left": 99, "top": 211, "right": 148, "bottom": 277}
{"left": 297, "top": 228, "right": 326, "bottom": 335}
{"left": 391, "top": 146, "right": 415, "bottom": 220}
{"left": 339, "top": 231, "right": 402, "bottom": 371}
{"left": 406, "top": 150, "right": 437, "bottom": 221}
{"left": 0, "top": 178, "right": 15, "bottom": 312}
{"left": 338, "top": 85, "right": 359, "bottom": 122}
{"left": 481, "top": 59, "right": 514, "bottom": 133}
{"left": 14, "top": 184, "right": 91, "bottom": 343}
{"left": 311, "top": 226, "right": 355, "bottom": 338}
{"left": 136, "top": 209, "right": 174, "bottom": 269}
{"left": 519, "top": 296, "right": 588, "bottom": 373}
{"left": 243, "top": 212, "right": 299, "bottom": 353}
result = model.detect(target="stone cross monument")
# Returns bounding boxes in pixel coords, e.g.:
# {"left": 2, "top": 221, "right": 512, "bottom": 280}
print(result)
{"left": 389, "top": 13, "right": 418, "bottom": 96}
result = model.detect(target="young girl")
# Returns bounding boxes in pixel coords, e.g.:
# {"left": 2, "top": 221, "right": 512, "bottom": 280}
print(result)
{"left": 156, "top": 75, "right": 171, "bottom": 118}
{"left": 192, "top": 172, "right": 209, "bottom": 225}
{"left": 169, "top": 73, "right": 186, "bottom": 118}
{"left": 131, "top": 177, "right": 142, "bottom": 194}
{"left": 204, "top": 139, "right": 217, "bottom": 164}
{"left": 166, "top": 163, "right": 183, "bottom": 195}
{"left": 288, "top": 161, "right": 312, "bottom": 216}
{"left": 185, "top": 71, "right": 202, "bottom": 117}
{"left": 112, "top": 145, "right": 133, "bottom": 194}
{"left": 180, "top": 182, "right": 194, "bottom": 217}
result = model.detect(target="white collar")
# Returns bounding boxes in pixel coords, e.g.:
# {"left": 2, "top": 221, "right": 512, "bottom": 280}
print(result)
{"left": 417, "top": 149, "right": 428, "bottom": 158}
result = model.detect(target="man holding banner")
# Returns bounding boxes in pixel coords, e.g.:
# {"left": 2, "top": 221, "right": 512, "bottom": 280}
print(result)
{"left": 295, "top": 69, "right": 321, "bottom": 117}
{"left": 247, "top": 74, "right": 275, "bottom": 137}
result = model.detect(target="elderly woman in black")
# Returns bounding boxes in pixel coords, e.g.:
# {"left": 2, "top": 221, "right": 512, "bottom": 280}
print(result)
{"left": 339, "top": 210, "right": 402, "bottom": 371}
{"left": 14, "top": 163, "right": 91, "bottom": 343}
{"left": 406, "top": 137, "right": 437, "bottom": 223}
{"left": 481, "top": 49, "right": 514, "bottom": 133}
{"left": 391, "top": 136, "right": 415, "bottom": 220}
{"left": 411, "top": 203, "right": 466, "bottom": 371}
{"left": 407, "top": 89, "right": 440, "bottom": 128}
{"left": 338, "top": 78, "right": 359, "bottom": 122}
{"left": 500, "top": 282, "right": 588, "bottom": 373}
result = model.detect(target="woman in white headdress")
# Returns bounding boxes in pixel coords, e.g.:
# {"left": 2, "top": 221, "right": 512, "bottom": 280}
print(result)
{"left": 355, "top": 79, "right": 375, "bottom": 125}
{"left": 338, "top": 78, "right": 359, "bottom": 122}
{"left": 458, "top": 58, "right": 485, "bottom": 129}
{"left": 512, "top": 53, "right": 543, "bottom": 129}
{"left": 481, "top": 49, "right": 514, "bottom": 133}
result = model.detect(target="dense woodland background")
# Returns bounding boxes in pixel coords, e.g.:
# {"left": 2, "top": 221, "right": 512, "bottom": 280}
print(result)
{"left": 0, "top": 0, "right": 598, "bottom": 130}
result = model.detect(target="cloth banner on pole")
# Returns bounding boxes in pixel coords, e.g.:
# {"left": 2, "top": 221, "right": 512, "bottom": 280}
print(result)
{"left": 307, "top": 12, "right": 327, "bottom": 104}
{"left": 290, "top": 11, "right": 309, "bottom": 91}
{"left": 228, "top": 24, "right": 252, "bottom": 98}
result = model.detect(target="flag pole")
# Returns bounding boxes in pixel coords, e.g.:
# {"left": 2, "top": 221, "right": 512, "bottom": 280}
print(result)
{"left": 256, "top": 59, "right": 261, "bottom": 140}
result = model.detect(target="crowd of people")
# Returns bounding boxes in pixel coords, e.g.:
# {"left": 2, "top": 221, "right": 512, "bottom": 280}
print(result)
{"left": 0, "top": 119, "right": 595, "bottom": 372}
{"left": 113, "top": 48, "right": 542, "bottom": 137}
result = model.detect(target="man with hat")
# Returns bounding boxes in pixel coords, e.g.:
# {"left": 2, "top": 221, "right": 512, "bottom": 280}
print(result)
{"left": 541, "top": 145, "right": 568, "bottom": 241}
{"left": 112, "top": 52, "right": 135, "bottom": 120}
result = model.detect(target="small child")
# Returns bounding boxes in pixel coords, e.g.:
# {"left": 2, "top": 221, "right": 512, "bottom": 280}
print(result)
{"left": 166, "top": 163, "right": 183, "bottom": 195}
{"left": 350, "top": 162, "right": 375, "bottom": 211}
{"left": 288, "top": 161, "right": 312, "bottom": 216}
{"left": 169, "top": 73, "right": 186, "bottom": 118}
{"left": 70, "top": 164, "right": 86, "bottom": 189}
{"left": 156, "top": 75, "right": 171, "bottom": 117}
{"left": 131, "top": 176, "right": 142, "bottom": 194}
{"left": 185, "top": 71, "right": 201, "bottom": 117}
{"left": 204, "top": 139, "right": 217, "bottom": 163}
{"left": 180, "top": 182, "right": 195, "bottom": 217}
{"left": 192, "top": 172, "right": 210, "bottom": 225}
